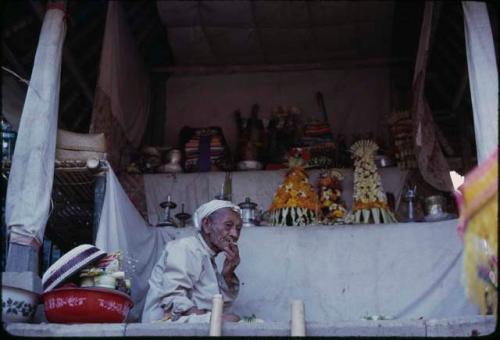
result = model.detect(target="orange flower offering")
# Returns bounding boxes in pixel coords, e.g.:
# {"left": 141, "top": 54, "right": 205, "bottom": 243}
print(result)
{"left": 269, "top": 167, "right": 318, "bottom": 226}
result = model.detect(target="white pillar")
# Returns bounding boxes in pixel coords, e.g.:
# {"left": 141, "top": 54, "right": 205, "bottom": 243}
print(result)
{"left": 5, "top": 5, "right": 66, "bottom": 250}
{"left": 462, "top": 2, "right": 499, "bottom": 163}
{"left": 209, "top": 294, "right": 223, "bottom": 336}
{"left": 290, "top": 299, "right": 306, "bottom": 336}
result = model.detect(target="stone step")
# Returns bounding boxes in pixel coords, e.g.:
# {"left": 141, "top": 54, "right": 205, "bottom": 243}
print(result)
{"left": 5, "top": 316, "right": 496, "bottom": 337}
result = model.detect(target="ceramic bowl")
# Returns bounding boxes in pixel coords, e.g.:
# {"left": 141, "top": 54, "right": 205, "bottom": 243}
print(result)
{"left": 2, "top": 285, "right": 39, "bottom": 323}
{"left": 42, "top": 287, "right": 133, "bottom": 323}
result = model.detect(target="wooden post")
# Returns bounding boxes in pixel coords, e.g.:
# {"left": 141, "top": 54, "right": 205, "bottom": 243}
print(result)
{"left": 92, "top": 171, "right": 106, "bottom": 243}
{"left": 209, "top": 294, "right": 223, "bottom": 336}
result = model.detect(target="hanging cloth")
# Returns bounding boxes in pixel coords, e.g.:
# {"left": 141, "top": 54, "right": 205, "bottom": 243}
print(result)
{"left": 411, "top": 2, "right": 453, "bottom": 192}
{"left": 90, "top": 1, "right": 150, "bottom": 168}
{"left": 462, "top": 1, "right": 499, "bottom": 163}
{"left": 5, "top": 5, "right": 67, "bottom": 248}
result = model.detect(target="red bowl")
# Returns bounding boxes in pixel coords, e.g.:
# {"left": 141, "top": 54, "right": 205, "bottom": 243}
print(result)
{"left": 42, "top": 287, "right": 133, "bottom": 323}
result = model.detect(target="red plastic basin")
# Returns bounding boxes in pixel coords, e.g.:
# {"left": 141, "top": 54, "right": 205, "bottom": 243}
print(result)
{"left": 42, "top": 287, "right": 133, "bottom": 323}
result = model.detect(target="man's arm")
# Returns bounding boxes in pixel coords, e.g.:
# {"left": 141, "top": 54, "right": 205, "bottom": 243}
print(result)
{"left": 157, "top": 245, "right": 205, "bottom": 318}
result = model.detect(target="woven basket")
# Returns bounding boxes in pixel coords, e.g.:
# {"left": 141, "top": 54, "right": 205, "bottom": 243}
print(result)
{"left": 56, "top": 129, "right": 107, "bottom": 161}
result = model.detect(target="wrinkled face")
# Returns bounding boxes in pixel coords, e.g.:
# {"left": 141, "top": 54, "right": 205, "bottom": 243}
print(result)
{"left": 201, "top": 208, "right": 242, "bottom": 253}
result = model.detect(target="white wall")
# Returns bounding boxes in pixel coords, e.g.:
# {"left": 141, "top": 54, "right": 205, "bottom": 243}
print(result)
{"left": 164, "top": 67, "right": 392, "bottom": 150}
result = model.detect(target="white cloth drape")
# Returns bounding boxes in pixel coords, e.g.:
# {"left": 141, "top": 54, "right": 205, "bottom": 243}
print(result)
{"left": 5, "top": 7, "right": 66, "bottom": 247}
{"left": 462, "top": 2, "right": 499, "bottom": 163}
{"left": 91, "top": 1, "right": 150, "bottom": 148}
{"left": 95, "top": 163, "right": 171, "bottom": 322}
{"left": 411, "top": 1, "right": 453, "bottom": 192}
{"left": 95, "top": 165, "right": 477, "bottom": 322}
{"left": 149, "top": 221, "right": 479, "bottom": 322}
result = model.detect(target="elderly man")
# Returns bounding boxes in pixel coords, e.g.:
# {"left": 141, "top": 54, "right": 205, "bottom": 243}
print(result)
{"left": 141, "top": 200, "right": 243, "bottom": 323}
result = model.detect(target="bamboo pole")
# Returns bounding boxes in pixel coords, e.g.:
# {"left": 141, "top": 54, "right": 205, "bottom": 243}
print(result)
{"left": 290, "top": 299, "right": 306, "bottom": 337}
{"left": 209, "top": 294, "right": 223, "bottom": 336}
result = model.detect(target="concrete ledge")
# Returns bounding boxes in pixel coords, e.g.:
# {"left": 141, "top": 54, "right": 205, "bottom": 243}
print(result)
{"left": 124, "top": 322, "right": 210, "bottom": 337}
{"left": 307, "top": 320, "right": 426, "bottom": 337}
{"left": 3, "top": 316, "right": 497, "bottom": 337}
{"left": 425, "top": 315, "right": 497, "bottom": 337}
{"left": 5, "top": 323, "right": 126, "bottom": 337}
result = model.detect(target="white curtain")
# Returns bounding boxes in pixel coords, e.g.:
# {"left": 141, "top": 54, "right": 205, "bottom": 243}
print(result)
{"left": 5, "top": 6, "right": 66, "bottom": 248}
{"left": 462, "top": 2, "right": 499, "bottom": 163}
{"left": 95, "top": 164, "right": 171, "bottom": 322}
{"left": 411, "top": 2, "right": 453, "bottom": 192}
{"left": 91, "top": 1, "right": 150, "bottom": 148}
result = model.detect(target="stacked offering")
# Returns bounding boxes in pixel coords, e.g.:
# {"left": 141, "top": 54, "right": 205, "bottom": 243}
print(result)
{"left": 347, "top": 140, "right": 397, "bottom": 224}
{"left": 269, "top": 167, "right": 319, "bottom": 226}
{"left": 301, "top": 120, "right": 333, "bottom": 146}
{"left": 317, "top": 169, "right": 347, "bottom": 224}
{"left": 79, "top": 252, "right": 130, "bottom": 295}
{"left": 294, "top": 118, "right": 336, "bottom": 168}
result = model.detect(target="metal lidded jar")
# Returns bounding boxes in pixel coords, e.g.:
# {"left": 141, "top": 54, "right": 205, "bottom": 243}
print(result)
{"left": 238, "top": 197, "right": 257, "bottom": 227}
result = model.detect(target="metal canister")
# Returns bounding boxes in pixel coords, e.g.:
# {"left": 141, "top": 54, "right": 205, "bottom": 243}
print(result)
{"left": 1, "top": 118, "right": 17, "bottom": 161}
{"left": 238, "top": 197, "right": 257, "bottom": 227}
{"left": 424, "top": 195, "right": 446, "bottom": 216}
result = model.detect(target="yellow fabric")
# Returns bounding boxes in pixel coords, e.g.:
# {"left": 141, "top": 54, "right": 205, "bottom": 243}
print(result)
{"left": 460, "top": 150, "right": 498, "bottom": 315}
{"left": 462, "top": 160, "right": 498, "bottom": 219}
{"left": 463, "top": 194, "right": 497, "bottom": 315}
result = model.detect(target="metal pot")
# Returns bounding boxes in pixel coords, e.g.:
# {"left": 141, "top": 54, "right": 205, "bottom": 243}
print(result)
{"left": 424, "top": 195, "right": 446, "bottom": 216}
{"left": 238, "top": 197, "right": 258, "bottom": 227}
{"left": 375, "top": 155, "right": 395, "bottom": 168}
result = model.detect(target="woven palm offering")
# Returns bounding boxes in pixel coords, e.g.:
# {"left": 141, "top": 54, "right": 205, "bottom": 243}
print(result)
{"left": 269, "top": 167, "right": 318, "bottom": 226}
{"left": 347, "top": 140, "right": 397, "bottom": 224}
{"left": 457, "top": 148, "right": 497, "bottom": 315}
{"left": 317, "top": 169, "right": 347, "bottom": 224}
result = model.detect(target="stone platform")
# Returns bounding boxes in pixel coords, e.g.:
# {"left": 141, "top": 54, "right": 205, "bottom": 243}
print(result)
{"left": 4, "top": 316, "right": 497, "bottom": 337}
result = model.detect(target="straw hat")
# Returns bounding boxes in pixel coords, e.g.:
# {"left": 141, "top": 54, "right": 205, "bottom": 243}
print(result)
{"left": 42, "top": 244, "right": 107, "bottom": 292}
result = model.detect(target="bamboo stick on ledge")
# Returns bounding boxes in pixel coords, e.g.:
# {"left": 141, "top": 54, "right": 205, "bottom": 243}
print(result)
{"left": 209, "top": 294, "right": 223, "bottom": 336}
{"left": 290, "top": 299, "right": 306, "bottom": 337}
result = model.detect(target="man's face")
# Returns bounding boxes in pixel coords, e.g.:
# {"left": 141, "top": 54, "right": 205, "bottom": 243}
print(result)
{"left": 202, "top": 208, "right": 242, "bottom": 253}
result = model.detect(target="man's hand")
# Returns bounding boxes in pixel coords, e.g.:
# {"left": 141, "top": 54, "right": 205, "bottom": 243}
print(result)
{"left": 222, "top": 242, "right": 240, "bottom": 289}
{"left": 222, "top": 313, "right": 241, "bottom": 322}
{"left": 182, "top": 306, "right": 209, "bottom": 316}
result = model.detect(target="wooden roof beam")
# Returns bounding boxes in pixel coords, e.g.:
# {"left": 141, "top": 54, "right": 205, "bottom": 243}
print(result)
{"left": 452, "top": 68, "right": 469, "bottom": 111}
{"left": 152, "top": 57, "right": 413, "bottom": 75}
{"left": 69, "top": 10, "right": 106, "bottom": 48}
{"left": 2, "top": 41, "right": 29, "bottom": 80}
{"left": 4, "top": 17, "right": 36, "bottom": 39}
{"left": 137, "top": 17, "right": 157, "bottom": 48}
